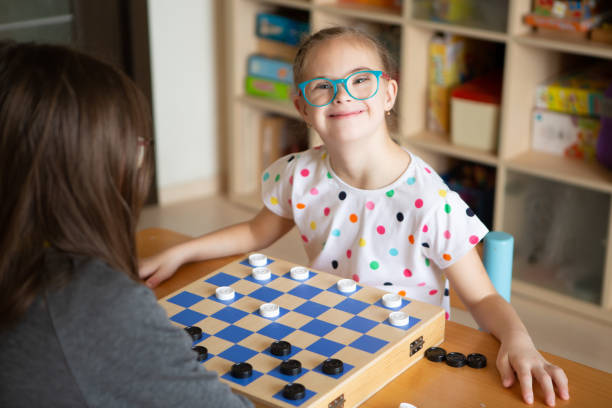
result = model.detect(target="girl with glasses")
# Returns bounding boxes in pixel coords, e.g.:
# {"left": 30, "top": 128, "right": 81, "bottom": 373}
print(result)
{"left": 0, "top": 41, "right": 252, "bottom": 408}
{"left": 140, "top": 27, "right": 568, "bottom": 406}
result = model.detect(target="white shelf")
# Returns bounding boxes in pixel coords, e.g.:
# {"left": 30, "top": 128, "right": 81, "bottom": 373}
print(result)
{"left": 238, "top": 95, "right": 301, "bottom": 119}
{"left": 514, "top": 32, "right": 612, "bottom": 60}
{"left": 410, "top": 18, "right": 508, "bottom": 43}
{"left": 404, "top": 131, "right": 499, "bottom": 167}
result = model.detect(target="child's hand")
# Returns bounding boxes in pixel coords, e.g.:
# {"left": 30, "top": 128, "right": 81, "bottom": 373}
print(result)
{"left": 138, "top": 248, "right": 184, "bottom": 288}
{"left": 496, "top": 332, "right": 569, "bottom": 406}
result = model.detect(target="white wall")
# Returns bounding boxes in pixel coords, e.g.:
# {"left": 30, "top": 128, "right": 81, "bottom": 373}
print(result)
{"left": 148, "top": 0, "right": 219, "bottom": 203}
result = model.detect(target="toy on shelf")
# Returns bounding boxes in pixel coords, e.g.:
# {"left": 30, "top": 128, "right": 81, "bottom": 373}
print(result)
{"left": 535, "top": 63, "right": 612, "bottom": 117}
{"left": 256, "top": 13, "right": 309, "bottom": 47}
{"left": 525, "top": 0, "right": 612, "bottom": 37}
{"left": 531, "top": 108, "right": 601, "bottom": 162}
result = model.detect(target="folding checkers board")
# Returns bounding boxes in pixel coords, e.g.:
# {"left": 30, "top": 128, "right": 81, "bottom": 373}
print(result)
{"left": 158, "top": 255, "right": 445, "bottom": 408}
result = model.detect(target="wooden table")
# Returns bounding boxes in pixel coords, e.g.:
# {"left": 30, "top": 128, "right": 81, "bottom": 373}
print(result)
{"left": 138, "top": 228, "right": 612, "bottom": 408}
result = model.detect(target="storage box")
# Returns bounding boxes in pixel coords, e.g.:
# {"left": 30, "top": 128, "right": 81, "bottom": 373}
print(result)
{"left": 255, "top": 13, "right": 309, "bottom": 46}
{"left": 451, "top": 74, "right": 502, "bottom": 152}
{"left": 535, "top": 64, "right": 612, "bottom": 116}
{"left": 245, "top": 76, "right": 291, "bottom": 100}
{"left": 532, "top": 108, "right": 601, "bottom": 161}
{"left": 533, "top": 0, "right": 606, "bottom": 19}
{"left": 247, "top": 55, "right": 293, "bottom": 84}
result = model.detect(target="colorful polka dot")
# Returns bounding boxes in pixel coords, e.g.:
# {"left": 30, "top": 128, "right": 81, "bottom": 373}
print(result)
{"left": 322, "top": 152, "right": 327, "bottom": 159}
{"left": 429, "top": 289, "right": 438, "bottom": 296}
{"left": 275, "top": 174, "right": 280, "bottom": 182}
{"left": 288, "top": 199, "right": 292, "bottom": 205}
{"left": 310, "top": 221, "right": 316, "bottom": 230}
{"left": 444, "top": 288, "right": 449, "bottom": 296}
{"left": 418, "top": 282, "right": 426, "bottom": 287}
{"left": 289, "top": 176, "right": 294, "bottom": 185}
{"left": 425, "top": 167, "right": 431, "bottom": 174}
{"left": 444, "top": 230, "right": 451, "bottom": 239}
{"left": 444, "top": 204, "right": 451, "bottom": 214}
{"left": 384, "top": 282, "right": 393, "bottom": 286}
{"left": 406, "top": 177, "right": 416, "bottom": 185}
{"left": 352, "top": 274, "right": 359, "bottom": 282}
{"left": 370, "top": 261, "right": 379, "bottom": 270}
{"left": 466, "top": 208, "right": 475, "bottom": 217}
{"left": 389, "top": 248, "right": 398, "bottom": 256}
{"left": 263, "top": 172, "right": 270, "bottom": 181}
{"left": 415, "top": 199, "right": 423, "bottom": 208}
{"left": 331, "top": 260, "right": 338, "bottom": 269}
{"left": 346, "top": 249, "right": 352, "bottom": 258}
{"left": 270, "top": 197, "right": 278, "bottom": 205}
{"left": 443, "top": 254, "right": 452, "bottom": 261}
{"left": 469, "top": 235, "right": 479, "bottom": 245}
{"left": 349, "top": 214, "right": 358, "bottom": 223}
{"left": 422, "top": 224, "right": 429, "bottom": 233}
{"left": 396, "top": 212, "right": 404, "bottom": 222}
{"left": 398, "top": 290, "right": 407, "bottom": 296}
{"left": 386, "top": 190, "right": 394, "bottom": 197}
{"left": 327, "top": 171, "right": 332, "bottom": 179}
{"left": 324, "top": 207, "right": 330, "bottom": 216}
{"left": 365, "top": 201, "right": 375, "bottom": 210}
{"left": 300, "top": 169, "right": 310, "bottom": 177}
{"left": 359, "top": 238, "right": 366, "bottom": 247}
{"left": 288, "top": 155, "right": 295, "bottom": 162}
{"left": 332, "top": 229, "right": 341, "bottom": 237}
{"left": 439, "top": 189, "right": 447, "bottom": 197}
{"left": 339, "top": 191, "right": 347, "bottom": 200}
{"left": 376, "top": 226, "right": 386, "bottom": 235}
{"left": 310, "top": 187, "right": 319, "bottom": 195}
{"left": 425, "top": 258, "right": 430, "bottom": 267}
{"left": 403, "top": 269, "right": 412, "bottom": 277}
{"left": 296, "top": 203, "right": 306, "bottom": 210}
{"left": 422, "top": 243, "right": 430, "bottom": 248}
{"left": 408, "top": 235, "right": 415, "bottom": 244}
{"left": 301, "top": 235, "right": 308, "bottom": 243}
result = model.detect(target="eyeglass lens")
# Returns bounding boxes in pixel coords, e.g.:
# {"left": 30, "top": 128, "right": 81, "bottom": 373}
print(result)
{"left": 304, "top": 71, "right": 378, "bottom": 106}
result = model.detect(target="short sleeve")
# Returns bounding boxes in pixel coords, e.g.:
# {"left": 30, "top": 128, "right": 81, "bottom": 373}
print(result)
{"left": 420, "top": 190, "right": 489, "bottom": 269}
{"left": 261, "top": 153, "right": 298, "bottom": 219}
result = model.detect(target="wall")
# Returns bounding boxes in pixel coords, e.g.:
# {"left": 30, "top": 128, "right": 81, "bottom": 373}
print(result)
{"left": 147, "top": 0, "right": 219, "bottom": 204}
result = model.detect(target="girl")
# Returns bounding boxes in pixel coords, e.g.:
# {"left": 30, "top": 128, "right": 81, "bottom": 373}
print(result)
{"left": 0, "top": 41, "right": 251, "bottom": 408}
{"left": 140, "top": 27, "right": 569, "bottom": 406}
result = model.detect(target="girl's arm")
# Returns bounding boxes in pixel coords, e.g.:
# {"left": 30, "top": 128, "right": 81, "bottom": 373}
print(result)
{"left": 445, "top": 248, "right": 569, "bottom": 407}
{"left": 139, "top": 207, "right": 295, "bottom": 288}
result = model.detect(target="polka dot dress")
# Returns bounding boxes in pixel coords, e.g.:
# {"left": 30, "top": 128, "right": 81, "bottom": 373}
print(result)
{"left": 261, "top": 146, "right": 489, "bottom": 318}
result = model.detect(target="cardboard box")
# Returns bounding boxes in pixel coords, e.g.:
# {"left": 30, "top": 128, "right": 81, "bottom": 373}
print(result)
{"left": 256, "top": 38, "right": 297, "bottom": 62}
{"left": 532, "top": 108, "right": 601, "bottom": 161}
{"left": 247, "top": 55, "right": 293, "bottom": 84}
{"left": 255, "top": 13, "right": 309, "bottom": 46}
{"left": 245, "top": 76, "right": 291, "bottom": 100}
{"left": 451, "top": 74, "right": 502, "bottom": 152}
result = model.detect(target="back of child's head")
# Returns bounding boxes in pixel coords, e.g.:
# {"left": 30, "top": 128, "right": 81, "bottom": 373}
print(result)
{"left": 0, "top": 41, "right": 153, "bottom": 328}
{"left": 292, "top": 26, "right": 397, "bottom": 86}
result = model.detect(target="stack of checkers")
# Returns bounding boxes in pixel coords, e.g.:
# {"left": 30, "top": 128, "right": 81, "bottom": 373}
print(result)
{"left": 159, "top": 254, "right": 446, "bottom": 407}
{"left": 424, "top": 347, "right": 487, "bottom": 369}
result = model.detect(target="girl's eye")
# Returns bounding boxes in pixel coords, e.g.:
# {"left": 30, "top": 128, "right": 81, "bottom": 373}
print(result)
{"left": 352, "top": 76, "right": 370, "bottom": 85}
{"left": 315, "top": 82, "right": 332, "bottom": 90}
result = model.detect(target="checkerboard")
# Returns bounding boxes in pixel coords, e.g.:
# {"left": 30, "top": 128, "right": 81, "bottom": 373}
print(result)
{"left": 158, "top": 255, "right": 445, "bottom": 408}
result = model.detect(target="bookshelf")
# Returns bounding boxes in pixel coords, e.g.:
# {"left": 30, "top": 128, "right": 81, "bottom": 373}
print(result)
{"left": 223, "top": 0, "right": 612, "bottom": 324}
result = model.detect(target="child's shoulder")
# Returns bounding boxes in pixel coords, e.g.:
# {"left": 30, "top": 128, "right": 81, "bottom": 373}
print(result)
{"left": 266, "top": 145, "right": 326, "bottom": 172}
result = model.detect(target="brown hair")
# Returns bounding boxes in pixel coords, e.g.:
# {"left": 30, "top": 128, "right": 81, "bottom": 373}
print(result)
{"left": 293, "top": 26, "right": 397, "bottom": 87}
{"left": 0, "top": 41, "right": 153, "bottom": 328}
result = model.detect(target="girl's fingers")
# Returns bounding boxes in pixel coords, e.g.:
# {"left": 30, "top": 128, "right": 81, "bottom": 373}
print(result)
{"left": 516, "top": 366, "right": 534, "bottom": 405}
{"left": 496, "top": 353, "right": 515, "bottom": 388}
{"left": 532, "top": 366, "right": 555, "bottom": 407}
{"left": 548, "top": 364, "right": 570, "bottom": 400}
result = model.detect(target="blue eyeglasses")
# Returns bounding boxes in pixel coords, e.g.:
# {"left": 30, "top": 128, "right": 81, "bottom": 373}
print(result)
{"left": 298, "top": 70, "right": 390, "bottom": 108}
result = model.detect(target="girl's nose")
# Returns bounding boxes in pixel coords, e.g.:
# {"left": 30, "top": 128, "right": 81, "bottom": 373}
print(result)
{"left": 334, "top": 83, "right": 352, "bottom": 103}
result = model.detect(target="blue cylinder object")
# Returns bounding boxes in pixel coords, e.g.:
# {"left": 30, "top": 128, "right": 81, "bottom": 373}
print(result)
{"left": 482, "top": 231, "right": 514, "bottom": 302}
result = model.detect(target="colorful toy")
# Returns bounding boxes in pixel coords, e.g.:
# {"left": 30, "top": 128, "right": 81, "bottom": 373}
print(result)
{"left": 256, "top": 14, "right": 309, "bottom": 46}
{"left": 158, "top": 255, "right": 445, "bottom": 408}
{"left": 247, "top": 55, "right": 294, "bottom": 84}
{"left": 245, "top": 76, "right": 292, "bottom": 101}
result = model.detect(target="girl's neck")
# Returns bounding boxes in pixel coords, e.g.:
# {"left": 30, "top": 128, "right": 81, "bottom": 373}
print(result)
{"left": 325, "top": 132, "right": 411, "bottom": 190}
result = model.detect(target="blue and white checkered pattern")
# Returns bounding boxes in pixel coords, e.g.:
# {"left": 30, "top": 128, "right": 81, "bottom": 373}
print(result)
{"left": 160, "top": 255, "right": 433, "bottom": 408}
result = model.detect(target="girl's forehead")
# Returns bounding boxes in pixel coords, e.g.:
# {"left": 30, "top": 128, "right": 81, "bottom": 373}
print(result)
{"left": 302, "top": 37, "right": 383, "bottom": 78}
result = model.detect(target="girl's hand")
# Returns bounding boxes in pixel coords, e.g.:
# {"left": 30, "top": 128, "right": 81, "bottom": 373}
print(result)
{"left": 138, "top": 247, "right": 185, "bottom": 288}
{"left": 496, "top": 332, "right": 570, "bottom": 406}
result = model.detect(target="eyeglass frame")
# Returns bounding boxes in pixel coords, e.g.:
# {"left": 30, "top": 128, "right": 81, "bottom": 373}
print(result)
{"left": 297, "top": 70, "right": 391, "bottom": 108}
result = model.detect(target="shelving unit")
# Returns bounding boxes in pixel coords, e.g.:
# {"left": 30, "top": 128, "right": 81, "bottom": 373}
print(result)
{"left": 223, "top": 0, "right": 612, "bottom": 324}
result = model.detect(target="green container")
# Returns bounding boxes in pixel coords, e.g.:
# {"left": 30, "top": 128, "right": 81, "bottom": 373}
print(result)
{"left": 245, "top": 76, "right": 291, "bottom": 100}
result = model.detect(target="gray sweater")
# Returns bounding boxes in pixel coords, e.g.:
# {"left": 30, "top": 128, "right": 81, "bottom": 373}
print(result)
{"left": 0, "top": 253, "right": 252, "bottom": 408}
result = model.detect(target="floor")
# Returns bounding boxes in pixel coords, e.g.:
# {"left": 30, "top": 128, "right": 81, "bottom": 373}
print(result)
{"left": 139, "top": 195, "right": 612, "bottom": 374}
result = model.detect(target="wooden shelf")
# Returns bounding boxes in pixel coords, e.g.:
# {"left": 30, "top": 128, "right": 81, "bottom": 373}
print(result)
{"left": 237, "top": 95, "right": 302, "bottom": 119}
{"left": 409, "top": 18, "right": 508, "bottom": 43}
{"left": 404, "top": 131, "right": 499, "bottom": 166}
{"left": 247, "top": 0, "right": 312, "bottom": 10}
{"left": 317, "top": 3, "right": 403, "bottom": 25}
{"left": 505, "top": 151, "right": 612, "bottom": 193}
{"left": 514, "top": 32, "right": 612, "bottom": 59}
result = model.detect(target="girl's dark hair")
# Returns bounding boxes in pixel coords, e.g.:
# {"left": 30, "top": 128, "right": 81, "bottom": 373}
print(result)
{"left": 293, "top": 26, "right": 398, "bottom": 86}
{"left": 0, "top": 41, "right": 153, "bottom": 328}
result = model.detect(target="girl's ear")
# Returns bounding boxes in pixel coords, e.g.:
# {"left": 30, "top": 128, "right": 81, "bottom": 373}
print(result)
{"left": 293, "top": 93, "right": 309, "bottom": 121}
{"left": 384, "top": 77, "right": 398, "bottom": 112}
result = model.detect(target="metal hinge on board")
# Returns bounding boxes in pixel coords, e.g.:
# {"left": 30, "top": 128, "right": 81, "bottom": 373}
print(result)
{"left": 329, "top": 393, "right": 345, "bottom": 408}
